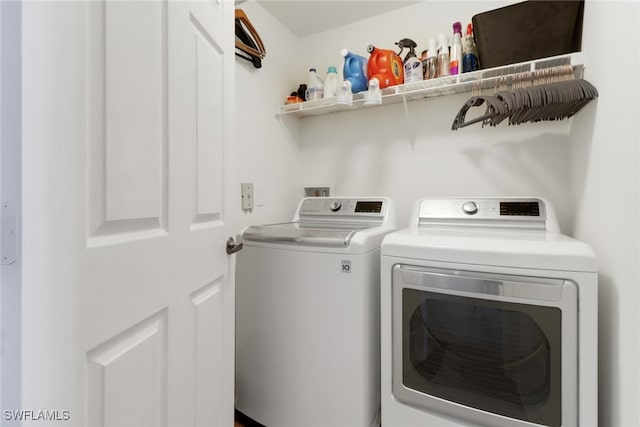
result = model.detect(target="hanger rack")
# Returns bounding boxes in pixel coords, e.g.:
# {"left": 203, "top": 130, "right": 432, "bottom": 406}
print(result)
{"left": 277, "top": 52, "right": 586, "bottom": 118}
{"left": 451, "top": 62, "right": 597, "bottom": 129}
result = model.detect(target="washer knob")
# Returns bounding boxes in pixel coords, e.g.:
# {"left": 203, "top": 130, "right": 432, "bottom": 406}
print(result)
{"left": 462, "top": 201, "right": 478, "bottom": 215}
{"left": 329, "top": 201, "right": 342, "bottom": 212}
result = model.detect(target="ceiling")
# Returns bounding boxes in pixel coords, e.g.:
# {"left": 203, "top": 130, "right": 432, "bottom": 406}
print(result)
{"left": 256, "top": 0, "right": 420, "bottom": 38}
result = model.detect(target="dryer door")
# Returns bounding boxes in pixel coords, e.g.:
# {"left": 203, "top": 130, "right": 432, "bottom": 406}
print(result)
{"left": 392, "top": 265, "right": 578, "bottom": 427}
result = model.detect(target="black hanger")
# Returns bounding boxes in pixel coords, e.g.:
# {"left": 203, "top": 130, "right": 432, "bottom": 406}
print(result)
{"left": 235, "top": 9, "right": 265, "bottom": 69}
{"left": 452, "top": 76, "right": 598, "bottom": 130}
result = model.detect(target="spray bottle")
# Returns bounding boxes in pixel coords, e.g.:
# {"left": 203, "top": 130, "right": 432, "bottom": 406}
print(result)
{"left": 424, "top": 38, "right": 438, "bottom": 80}
{"left": 462, "top": 23, "right": 480, "bottom": 72}
{"left": 449, "top": 22, "right": 463, "bottom": 75}
{"left": 366, "top": 45, "right": 404, "bottom": 89}
{"left": 396, "top": 38, "right": 423, "bottom": 84}
{"left": 436, "top": 33, "right": 450, "bottom": 78}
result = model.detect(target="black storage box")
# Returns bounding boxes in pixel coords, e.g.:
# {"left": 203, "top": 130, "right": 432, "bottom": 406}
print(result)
{"left": 472, "top": 0, "right": 584, "bottom": 69}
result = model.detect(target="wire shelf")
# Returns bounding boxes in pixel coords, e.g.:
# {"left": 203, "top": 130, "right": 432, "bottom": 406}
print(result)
{"left": 276, "top": 52, "right": 585, "bottom": 118}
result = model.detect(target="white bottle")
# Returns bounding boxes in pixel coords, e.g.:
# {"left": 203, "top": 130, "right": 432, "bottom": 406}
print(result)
{"left": 323, "top": 66, "right": 338, "bottom": 98}
{"left": 424, "top": 38, "right": 438, "bottom": 79}
{"left": 437, "top": 33, "right": 450, "bottom": 78}
{"left": 306, "top": 68, "right": 324, "bottom": 101}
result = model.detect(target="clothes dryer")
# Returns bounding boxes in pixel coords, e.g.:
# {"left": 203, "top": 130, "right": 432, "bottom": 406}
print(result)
{"left": 236, "top": 197, "right": 397, "bottom": 427}
{"left": 380, "top": 197, "right": 597, "bottom": 427}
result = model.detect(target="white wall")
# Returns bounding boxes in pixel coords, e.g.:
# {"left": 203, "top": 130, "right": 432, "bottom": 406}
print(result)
{"left": 245, "top": 0, "right": 640, "bottom": 425}
{"left": 569, "top": 2, "right": 640, "bottom": 426}
{"left": 298, "top": 0, "right": 574, "bottom": 227}
{"left": 231, "top": 2, "right": 303, "bottom": 231}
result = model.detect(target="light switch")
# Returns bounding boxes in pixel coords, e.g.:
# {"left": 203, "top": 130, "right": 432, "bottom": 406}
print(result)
{"left": 241, "top": 182, "right": 254, "bottom": 210}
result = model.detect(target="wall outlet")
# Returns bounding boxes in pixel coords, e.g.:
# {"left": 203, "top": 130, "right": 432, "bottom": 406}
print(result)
{"left": 304, "top": 186, "right": 331, "bottom": 197}
{"left": 241, "top": 182, "right": 254, "bottom": 210}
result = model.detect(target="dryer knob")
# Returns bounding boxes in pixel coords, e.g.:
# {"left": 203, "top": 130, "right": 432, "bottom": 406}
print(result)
{"left": 329, "top": 201, "right": 342, "bottom": 212}
{"left": 462, "top": 201, "right": 479, "bottom": 215}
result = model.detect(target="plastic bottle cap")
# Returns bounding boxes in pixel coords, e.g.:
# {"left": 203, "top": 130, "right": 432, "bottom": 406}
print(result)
{"left": 327, "top": 66, "right": 337, "bottom": 74}
{"left": 427, "top": 39, "right": 437, "bottom": 58}
{"left": 340, "top": 48, "right": 349, "bottom": 57}
{"left": 437, "top": 34, "right": 448, "bottom": 53}
{"left": 309, "top": 68, "right": 316, "bottom": 72}
{"left": 453, "top": 21, "right": 462, "bottom": 34}
{"left": 467, "top": 23, "right": 473, "bottom": 35}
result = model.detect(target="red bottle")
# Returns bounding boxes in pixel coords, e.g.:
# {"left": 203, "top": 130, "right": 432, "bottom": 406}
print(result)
{"left": 366, "top": 45, "right": 404, "bottom": 89}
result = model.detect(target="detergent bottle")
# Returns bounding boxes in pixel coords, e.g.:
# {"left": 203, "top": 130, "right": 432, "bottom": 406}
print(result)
{"left": 366, "top": 45, "right": 404, "bottom": 89}
{"left": 323, "top": 66, "right": 338, "bottom": 98}
{"left": 341, "top": 48, "right": 369, "bottom": 93}
{"left": 396, "top": 38, "right": 423, "bottom": 83}
{"left": 306, "top": 68, "right": 324, "bottom": 101}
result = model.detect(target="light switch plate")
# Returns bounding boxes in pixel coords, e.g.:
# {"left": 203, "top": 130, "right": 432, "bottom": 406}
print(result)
{"left": 241, "top": 182, "right": 254, "bottom": 210}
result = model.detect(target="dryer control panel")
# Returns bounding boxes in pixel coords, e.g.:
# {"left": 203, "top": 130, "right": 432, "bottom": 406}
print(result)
{"left": 416, "top": 198, "right": 553, "bottom": 230}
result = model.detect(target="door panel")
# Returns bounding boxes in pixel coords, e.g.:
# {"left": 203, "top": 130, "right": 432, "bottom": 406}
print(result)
{"left": 191, "top": 278, "right": 224, "bottom": 426}
{"left": 86, "top": 311, "right": 168, "bottom": 427}
{"left": 103, "top": 1, "right": 165, "bottom": 223}
{"left": 87, "top": 0, "right": 168, "bottom": 245}
{"left": 191, "top": 13, "right": 224, "bottom": 227}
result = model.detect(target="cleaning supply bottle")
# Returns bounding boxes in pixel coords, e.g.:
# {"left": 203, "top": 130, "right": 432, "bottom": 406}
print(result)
{"left": 306, "top": 68, "right": 323, "bottom": 101}
{"left": 366, "top": 45, "right": 404, "bottom": 89}
{"left": 449, "top": 22, "right": 463, "bottom": 75}
{"left": 420, "top": 50, "right": 428, "bottom": 80}
{"left": 462, "top": 23, "right": 480, "bottom": 72}
{"left": 424, "top": 38, "right": 438, "bottom": 80}
{"left": 341, "top": 48, "right": 369, "bottom": 93}
{"left": 436, "top": 33, "right": 450, "bottom": 78}
{"left": 323, "top": 66, "right": 338, "bottom": 98}
{"left": 396, "top": 38, "right": 423, "bottom": 84}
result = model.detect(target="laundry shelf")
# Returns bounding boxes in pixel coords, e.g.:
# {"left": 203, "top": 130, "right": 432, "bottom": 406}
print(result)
{"left": 276, "top": 52, "right": 585, "bottom": 118}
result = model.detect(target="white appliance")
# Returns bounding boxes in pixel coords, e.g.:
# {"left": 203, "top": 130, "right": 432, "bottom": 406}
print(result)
{"left": 236, "top": 197, "right": 397, "bottom": 427}
{"left": 380, "top": 197, "right": 597, "bottom": 427}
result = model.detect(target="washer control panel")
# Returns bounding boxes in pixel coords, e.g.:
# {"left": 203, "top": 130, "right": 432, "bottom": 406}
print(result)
{"left": 299, "top": 198, "right": 386, "bottom": 217}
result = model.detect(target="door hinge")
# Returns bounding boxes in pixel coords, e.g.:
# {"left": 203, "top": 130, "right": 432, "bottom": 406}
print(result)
{"left": 1, "top": 202, "right": 18, "bottom": 265}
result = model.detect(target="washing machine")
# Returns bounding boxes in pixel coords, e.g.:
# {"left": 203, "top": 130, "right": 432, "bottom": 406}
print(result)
{"left": 236, "top": 197, "right": 397, "bottom": 427}
{"left": 380, "top": 197, "right": 597, "bottom": 427}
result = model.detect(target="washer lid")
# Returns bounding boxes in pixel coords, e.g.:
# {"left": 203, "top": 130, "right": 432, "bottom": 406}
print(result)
{"left": 242, "top": 221, "right": 375, "bottom": 247}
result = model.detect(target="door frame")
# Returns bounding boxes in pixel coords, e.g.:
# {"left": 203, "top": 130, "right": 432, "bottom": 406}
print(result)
{"left": 0, "top": 0, "right": 22, "bottom": 422}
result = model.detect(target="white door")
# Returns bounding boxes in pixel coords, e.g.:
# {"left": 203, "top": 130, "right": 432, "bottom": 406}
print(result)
{"left": 20, "top": 1, "right": 235, "bottom": 426}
